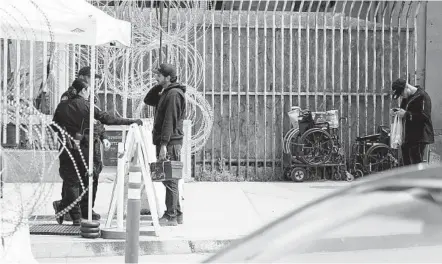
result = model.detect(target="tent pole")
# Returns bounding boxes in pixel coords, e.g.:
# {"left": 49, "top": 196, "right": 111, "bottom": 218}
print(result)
{"left": 88, "top": 46, "right": 96, "bottom": 222}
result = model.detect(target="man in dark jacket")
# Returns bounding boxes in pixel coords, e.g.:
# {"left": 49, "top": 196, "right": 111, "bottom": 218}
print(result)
{"left": 392, "top": 78, "right": 434, "bottom": 166}
{"left": 58, "top": 86, "right": 111, "bottom": 222}
{"left": 52, "top": 78, "right": 143, "bottom": 225}
{"left": 144, "top": 63, "right": 186, "bottom": 226}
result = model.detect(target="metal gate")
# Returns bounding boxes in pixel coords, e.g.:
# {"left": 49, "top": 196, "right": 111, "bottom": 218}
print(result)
{"left": 0, "top": 1, "right": 426, "bottom": 181}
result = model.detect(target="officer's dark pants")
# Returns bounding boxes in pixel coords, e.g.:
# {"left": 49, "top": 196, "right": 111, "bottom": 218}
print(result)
{"left": 58, "top": 147, "right": 89, "bottom": 220}
{"left": 401, "top": 143, "right": 427, "bottom": 166}
{"left": 61, "top": 141, "right": 102, "bottom": 217}
{"left": 157, "top": 144, "right": 182, "bottom": 218}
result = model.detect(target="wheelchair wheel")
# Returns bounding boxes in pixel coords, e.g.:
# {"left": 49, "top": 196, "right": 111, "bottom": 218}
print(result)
{"left": 299, "top": 128, "right": 334, "bottom": 165}
{"left": 289, "top": 167, "right": 308, "bottom": 182}
{"left": 363, "top": 143, "right": 395, "bottom": 174}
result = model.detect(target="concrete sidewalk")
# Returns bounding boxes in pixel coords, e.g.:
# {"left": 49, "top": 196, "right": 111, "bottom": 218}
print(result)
{"left": 14, "top": 181, "right": 350, "bottom": 258}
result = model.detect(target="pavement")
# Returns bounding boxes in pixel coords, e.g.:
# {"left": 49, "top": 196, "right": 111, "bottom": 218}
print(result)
{"left": 2, "top": 177, "right": 351, "bottom": 259}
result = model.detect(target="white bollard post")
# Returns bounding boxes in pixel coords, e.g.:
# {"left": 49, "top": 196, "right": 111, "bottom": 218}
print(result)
{"left": 117, "top": 143, "right": 125, "bottom": 229}
{"left": 125, "top": 164, "right": 142, "bottom": 263}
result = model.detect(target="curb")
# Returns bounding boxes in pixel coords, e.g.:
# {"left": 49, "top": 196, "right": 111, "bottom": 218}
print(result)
{"left": 30, "top": 237, "right": 236, "bottom": 258}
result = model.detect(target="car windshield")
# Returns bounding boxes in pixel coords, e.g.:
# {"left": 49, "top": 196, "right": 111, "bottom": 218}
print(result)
{"left": 208, "top": 186, "right": 442, "bottom": 263}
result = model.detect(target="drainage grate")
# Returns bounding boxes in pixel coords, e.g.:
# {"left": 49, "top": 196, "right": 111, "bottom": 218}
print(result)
{"left": 30, "top": 223, "right": 80, "bottom": 236}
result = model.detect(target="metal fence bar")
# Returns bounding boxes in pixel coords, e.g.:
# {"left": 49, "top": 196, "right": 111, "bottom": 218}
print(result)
{"left": 15, "top": 40, "right": 20, "bottom": 145}
{"left": 238, "top": 0, "right": 244, "bottom": 176}
{"left": 314, "top": 2, "right": 320, "bottom": 112}
{"left": 306, "top": 2, "right": 313, "bottom": 110}
{"left": 373, "top": 3, "right": 381, "bottom": 134}
{"left": 398, "top": 2, "right": 405, "bottom": 80}
{"left": 364, "top": 2, "right": 372, "bottom": 135}
{"left": 263, "top": 0, "right": 270, "bottom": 174}
{"left": 271, "top": 1, "right": 277, "bottom": 176}
{"left": 339, "top": 1, "right": 347, "bottom": 146}
{"left": 254, "top": 1, "right": 259, "bottom": 177}
{"left": 298, "top": 1, "right": 305, "bottom": 109}
{"left": 228, "top": 3, "right": 234, "bottom": 172}
{"left": 414, "top": 2, "right": 422, "bottom": 84}
{"left": 29, "top": 41, "right": 34, "bottom": 145}
{"left": 348, "top": 1, "right": 355, "bottom": 159}
{"left": 323, "top": 1, "right": 329, "bottom": 112}
{"left": 280, "top": 0, "right": 288, "bottom": 176}
{"left": 211, "top": 2, "right": 216, "bottom": 171}
{"left": 389, "top": 2, "right": 397, "bottom": 123}
{"left": 331, "top": 1, "right": 337, "bottom": 110}
{"left": 42, "top": 42, "right": 47, "bottom": 145}
{"left": 381, "top": 4, "right": 388, "bottom": 126}
{"left": 405, "top": 2, "right": 413, "bottom": 82}
{"left": 202, "top": 5, "right": 206, "bottom": 170}
{"left": 356, "top": 3, "right": 362, "bottom": 137}
{"left": 246, "top": 1, "right": 252, "bottom": 178}
{"left": 289, "top": 1, "right": 295, "bottom": 111}
{"left": 2, "top": 40, "right": 7, "bottom": 144}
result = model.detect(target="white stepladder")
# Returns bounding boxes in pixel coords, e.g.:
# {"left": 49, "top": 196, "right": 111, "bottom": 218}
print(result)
{"left": 102, "top": 122, "right": 161, "bottom": 239}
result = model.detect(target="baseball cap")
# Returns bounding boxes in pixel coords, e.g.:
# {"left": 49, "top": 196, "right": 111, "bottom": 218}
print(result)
{"left": 152, "top": 63, "right": 177, "bottom": 78}
{"left": 78, "top": 66, "right": 102, "bottom": 79}
{"left": 392, "top": 78, "right": 406, "bottom": 99}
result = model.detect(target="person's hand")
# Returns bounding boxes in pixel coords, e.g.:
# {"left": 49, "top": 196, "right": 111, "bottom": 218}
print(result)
{"left": 133, "top": 119, "right": 143, "bottom": 126}
{"left": 103, "top": 139, "right": 111, "bottom": 151}
{"left": 158, "top": 145, "right": 167, "bottom": 161}
{"left": 390, "top": 108, "right": 397, "bottom": 117}
{"left": 396, "top": 108, "right": 406, "bottom": 118}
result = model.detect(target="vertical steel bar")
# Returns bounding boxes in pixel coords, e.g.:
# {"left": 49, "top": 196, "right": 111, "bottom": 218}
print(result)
{"left": 2, "top": 40, "right": 7, "bottom": 144}
{"left": 414, "top": 2, "right": 422, "bottom": 84}
{"left": 405, "top": 2, "right": 413, "bottom": 82}
{"left": 340, "top": 1, "right": 347, "bottom": 148}
{"left": 15, "top": 41, "right": 20, "bottom": 145}
{"left": 289, "top": 1, "right": 296, "bottom": 110}
{"left": 29, "top": 41, "right": 34, "bottom": 146}
{"left": 202, "top": 6, "right": 207, "bottom": 172}
{"left": 389, "top": 2, "right": 397, "bottom": 122}
{"left": 71, "top": 45, "right": 76, "bottom": 83}
{"left": 228, "top": 3, "right": 234, "bottom": 172}
{"left": 323, "top": 1, "right": 330, "bottom": 112}
{"left": 113, "top": 50, "right": 117, "bottom": 115}
{"left": 220, "top": 6, "right": 225, "bottom": 171}
{"left": 397, "top": 2, "right": 405, "bottom": 80}
{"left": 356, "top": 4, "right": 363, "bottom": 137}
{"left": 211, "top": 2, "right": 216, "bottom": 172}
{"left": 238, "top": 0, "right": 244, "bottom": 177}
{"left": 271, "top": 1, "right": 277, "bottom": 177}
{"left": 306, "top": 2, "right": 313, "bottom": 110}
{"left": 381, "top": 4, "right": 388, "bottom": 126}
{"left": 254, "top": 1, "right": 260, "bottom": 177}
{"left": 348, "top": 1, "right": 355, "bottom": 159}
{"left": 280, "top": 0, "right": 288, "bottom": 176}
{"left": 41, "top": 42, "right": 47, "bottom": 145}
{"left": 193, "top": 8, "right": 199, "bottom": 170}
{"left": 373, "top": 3, "right": 381, "bottom": 133}
{"left": 246, "top": 1, "right": 252, "bottom": 179}
{"left": 298, "top": 1, "right": 305, "bottom": 109}
{"left": 331, "top": 1, "right": 338, "bottom": 109}
{"left": 364, "top": 2, "right": 373, "bottom": 135}
{"left": 263, "top": 0, "right": 270, "bottom": 176}
{"left": 314, "top": 1, "right": 321, "bottom": 112}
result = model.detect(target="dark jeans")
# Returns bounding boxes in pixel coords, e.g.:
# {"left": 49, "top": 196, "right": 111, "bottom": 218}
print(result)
{"left": 156, "top": 144, "right": 182, "bottom": 218}
{"left": 401, "top": 143, "right": 427, "bottom": 166}
{"left": 58, "top": 145, "right": 102, "bottom": 220}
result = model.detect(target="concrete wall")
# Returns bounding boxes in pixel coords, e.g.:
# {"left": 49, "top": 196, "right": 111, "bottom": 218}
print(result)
{"left": 424, "top": 2, "right": 442, "bottom": 154}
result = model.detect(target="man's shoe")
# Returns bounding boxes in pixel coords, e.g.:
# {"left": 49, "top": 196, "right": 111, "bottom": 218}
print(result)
{"left": 64, "top": 213, "right": 72, "bottom": 222}
{"left": 72, "top": 219, "right": 81, "bottom": 226}
{"left": 140, "top": 209, "right": 151, "bottom": 215}
{"left": 81, "top": 210, "right": 101, "bottom": 220}
{"left": 159, "top": 214, "right": 178, "bottom": 226}
{"left": 177, "top": 213, "right": 183, "bottom": 225}
{"left": 53, "top": 201, "right": 63, "bottom": 225}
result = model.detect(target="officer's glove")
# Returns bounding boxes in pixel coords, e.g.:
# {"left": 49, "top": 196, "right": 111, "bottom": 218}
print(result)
{"left": 133, "top": 119, "right": 143, "bottom": 126}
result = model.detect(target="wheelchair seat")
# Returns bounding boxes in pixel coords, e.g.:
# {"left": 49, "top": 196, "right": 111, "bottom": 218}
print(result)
{"left": 356, "top": 133, "right": 381, "bottom": 142}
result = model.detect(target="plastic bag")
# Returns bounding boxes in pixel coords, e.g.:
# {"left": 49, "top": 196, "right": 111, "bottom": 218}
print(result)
{"left": 390, "top": 115, "right": 403, "bottom": 149}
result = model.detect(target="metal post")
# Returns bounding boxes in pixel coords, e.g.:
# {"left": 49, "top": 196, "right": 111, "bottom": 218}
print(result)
{"left": 417, "top": 1, "right": 427, "bottom": 87}
{"left": 125, "top": 163, "right": 142, "bottom": 264}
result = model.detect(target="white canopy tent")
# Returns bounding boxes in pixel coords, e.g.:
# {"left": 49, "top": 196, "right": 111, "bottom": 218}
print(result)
{"left": 0, "top": 0, "right": 132, "bottom": 46}
{"left": 0, "top": 0, "right": 132, "bottom": 227}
